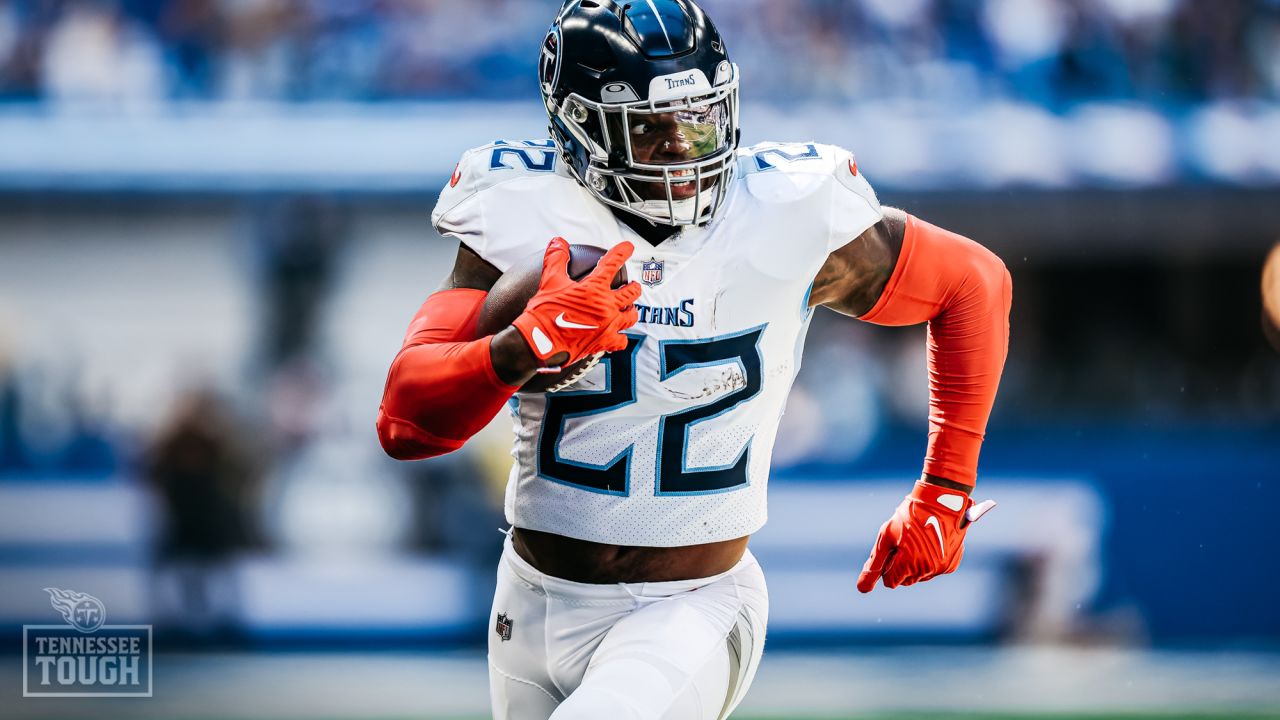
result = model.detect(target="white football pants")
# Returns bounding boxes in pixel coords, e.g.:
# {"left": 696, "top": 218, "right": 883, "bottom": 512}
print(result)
{"left": 487, "top": 534, "right": 768, "bottom": 720}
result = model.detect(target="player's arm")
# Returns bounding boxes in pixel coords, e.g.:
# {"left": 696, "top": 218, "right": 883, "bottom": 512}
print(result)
{"left": 809, "top": 206, "right": 1011, "bottom": 591}
{"left": 443, "top": 244, "right": 546, "bottom": 384}
{"left": 376, "top": 244, "right": 530, "bottom": 461}
{"left": 377, "top": 239, "right": 640, "bottom": 461}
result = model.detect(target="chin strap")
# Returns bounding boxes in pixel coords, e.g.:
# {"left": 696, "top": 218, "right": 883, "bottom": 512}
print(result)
{"left": 630, "top": 186, "right": 720, "bottom": 225}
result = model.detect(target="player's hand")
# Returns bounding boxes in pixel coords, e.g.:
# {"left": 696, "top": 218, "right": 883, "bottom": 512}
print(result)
{"left": 855, "top": 480, "right": 996, "bottom": 593}
{"left": 510, "top": 237, "right": 641, "bottom": 366}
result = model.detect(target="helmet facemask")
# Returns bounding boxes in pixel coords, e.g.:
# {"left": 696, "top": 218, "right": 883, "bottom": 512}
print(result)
{"left": 546, "top": 62, "right": 741, "bottom": 227}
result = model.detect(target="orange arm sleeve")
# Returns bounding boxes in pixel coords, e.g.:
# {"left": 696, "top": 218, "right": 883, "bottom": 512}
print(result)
{"left": 376, "top": 288, "right": 518, "bottom": 460}
{"left": 859, "top": 215, "right": 1012, "bottom": 486}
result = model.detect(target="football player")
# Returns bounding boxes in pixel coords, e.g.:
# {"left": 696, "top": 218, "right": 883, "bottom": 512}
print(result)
{"left": 377, "top": 1, "right": 1010, "bottom": 717}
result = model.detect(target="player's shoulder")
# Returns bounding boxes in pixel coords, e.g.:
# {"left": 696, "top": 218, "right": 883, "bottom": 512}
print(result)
{"left": 737, "top": 141, "right": 852, "bottom": 176}
{"left": 431, "top": 138, "right": 577, "bottom": 225}
{"left": 453, "top": 138, "right": 563, "bottom": 187}
{"left": 430, "top": 139, "right": 615, "bottom": 272}
{"left": 732, "top": 141, "right": 883, "bottom": 257}
{"left": 734, "top": 141, "right": 875, "bottom": 206}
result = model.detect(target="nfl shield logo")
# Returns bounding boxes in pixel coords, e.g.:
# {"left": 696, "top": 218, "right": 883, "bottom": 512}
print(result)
{"left": 641, "top": 258, "right": 664, "bottom": 287}
{"left": 495, "top": 612, "right": 513, "bottom": 642}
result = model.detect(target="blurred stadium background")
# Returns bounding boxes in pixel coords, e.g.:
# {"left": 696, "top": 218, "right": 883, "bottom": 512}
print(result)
{"left": 1, "top": 0, "right": 1279, "bottom": 717}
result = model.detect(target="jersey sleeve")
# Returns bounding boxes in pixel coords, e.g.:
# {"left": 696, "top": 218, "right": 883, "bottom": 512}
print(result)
{"left": 824, "top": 145, "right": 883, "bottom": 254}
{"left": 429, "top": 140, "right": 577, "bottom": 273}
{"left": 430, "top": 146, "right": 491, "bottom": 261}
{"left": 738, "top": 142, "right": 884, "bottom": 265}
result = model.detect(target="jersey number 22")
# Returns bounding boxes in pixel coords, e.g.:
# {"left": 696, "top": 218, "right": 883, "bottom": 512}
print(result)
{"left": 537, "top": 327, "right": 765, "bottom": 496}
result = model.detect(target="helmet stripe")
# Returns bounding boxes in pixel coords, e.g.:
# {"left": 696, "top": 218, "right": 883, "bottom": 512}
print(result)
{"left": 643, "top": 0, "right": 675, "bottom": 52}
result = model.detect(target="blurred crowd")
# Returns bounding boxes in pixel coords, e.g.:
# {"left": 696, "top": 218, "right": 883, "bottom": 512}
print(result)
{"left": 0, "top": 0, "right": 1276, "bottom": 107}
{"left": 0, "top": 356, "right": 118, "bottom": 475}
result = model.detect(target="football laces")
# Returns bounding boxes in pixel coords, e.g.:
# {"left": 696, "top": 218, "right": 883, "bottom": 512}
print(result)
{"left": 546, "top": 352, "right": 604, "bottom": 393}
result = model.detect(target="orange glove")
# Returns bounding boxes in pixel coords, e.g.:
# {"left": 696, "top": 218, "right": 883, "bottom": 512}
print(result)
{"left": 856, "top": 481, "right": 996, "bottom": 593}
{"left": 510, "top": 237, "right": 642, "bottom": 366}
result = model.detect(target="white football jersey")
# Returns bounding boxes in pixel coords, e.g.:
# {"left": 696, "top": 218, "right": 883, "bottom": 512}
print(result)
{"left": 432, "top": 139, "right": 882, "bottom": 547}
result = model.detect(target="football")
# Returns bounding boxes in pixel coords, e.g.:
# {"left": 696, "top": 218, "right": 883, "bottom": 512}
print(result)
{"left": 1264, "top": 243, "right": 1280, "bottom": 352}
{"left": 475, "top": 243, "right": 628, "bottom": 392}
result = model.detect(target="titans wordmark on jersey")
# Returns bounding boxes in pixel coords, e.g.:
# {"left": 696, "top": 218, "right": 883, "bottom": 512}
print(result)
{"left": 431, "top": 139, "right": 881, "bottom": 547}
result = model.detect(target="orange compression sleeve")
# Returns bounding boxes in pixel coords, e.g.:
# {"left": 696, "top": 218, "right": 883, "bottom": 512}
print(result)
{"left": 859, "top": 215, "right": 1012, "bottom": 486}
{"left": 376, "top": 288, "right": 519, "bottom": 460}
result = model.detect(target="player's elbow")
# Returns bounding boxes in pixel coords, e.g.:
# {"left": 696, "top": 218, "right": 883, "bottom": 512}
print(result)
{"left": 375, "top": 409, "right": 464, "bottom": 461}
{"left": 959, "top": 241, "right": 1012, "bottom": 316}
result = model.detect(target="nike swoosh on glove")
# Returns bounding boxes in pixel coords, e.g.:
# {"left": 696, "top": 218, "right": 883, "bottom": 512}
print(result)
{"left": 856, "top": 481, "right": 997, "bottom": 593}
{"left": 510, "top": 237, "right": 642, "bottom": 366}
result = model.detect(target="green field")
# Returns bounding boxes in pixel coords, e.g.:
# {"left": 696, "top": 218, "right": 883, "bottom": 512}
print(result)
{"left": 748, "top": 714, "right": 1280, "bottom": 720}
{"left": 19, "top": 712, "right": 1280, "bottom": 720}
{"left": 11, "top": 650, "right": 1277, "bottom": 720}
{"left": 404, "top": 707, "right": 1280, "bottom": 712}
{"left": 408, "top": 714, "right": 1280, "bottom": 720}
{"left": 414, "top": 714, "right": 1280, "bottom": 720}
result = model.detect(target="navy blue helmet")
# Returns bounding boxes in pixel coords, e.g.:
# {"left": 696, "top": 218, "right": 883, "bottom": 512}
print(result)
{"left": 539, "top": 0, "right": 740, "bottom": 226}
